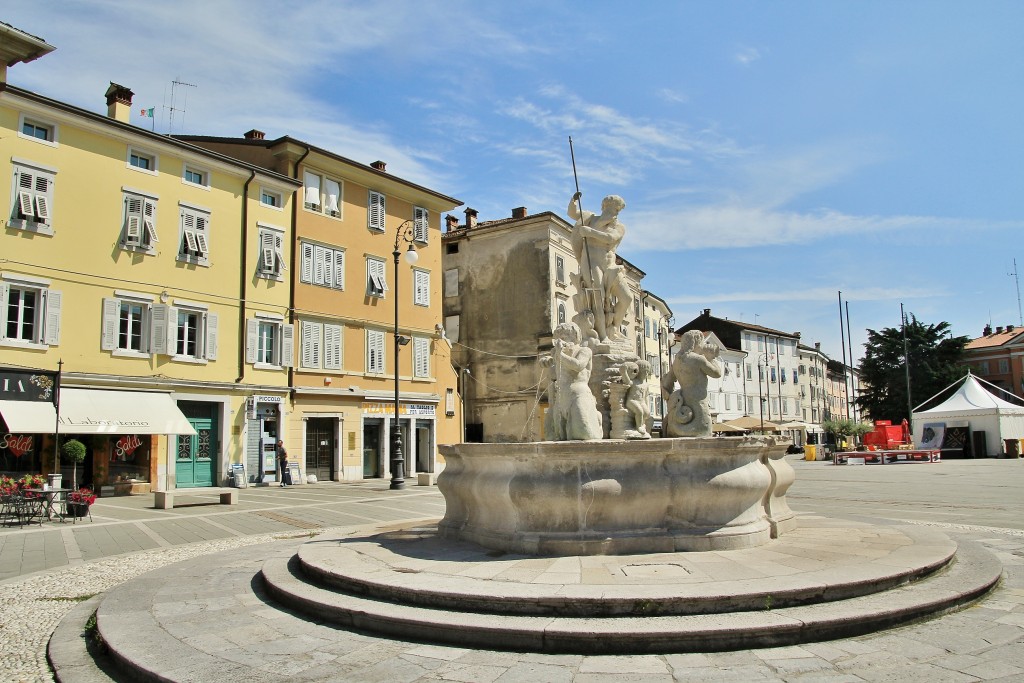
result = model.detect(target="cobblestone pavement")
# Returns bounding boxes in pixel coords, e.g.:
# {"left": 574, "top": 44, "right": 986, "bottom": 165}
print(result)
{"left": 2, "top": 459, "right": 1024, "bottom": 682}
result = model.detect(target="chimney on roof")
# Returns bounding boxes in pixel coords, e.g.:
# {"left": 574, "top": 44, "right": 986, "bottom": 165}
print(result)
{"left": 465, "top": 207, "right": 478, "bottom": 229}
{"left": 511, "top": 206, "right": 527, "bottom": 219}
{"left": 244, "top": 129, "right": 265, "bottom": 140}
{"left": 815, "top": 342, "right": 821, "bottom": 351}
{"left": 984, "top": 324, "right": 993, "bottom": 336}
{"left": 104, "top": 82, "right": 134, "bottom": 123}
{"left": 1009, "top": 324, "right": 1016, "bottom": 332}
{"left": 997, "top": 326, "right": 1004, "bottom": 334}
{"left": 703, "top": 308, "right": 711, "bottom": 317}
{"left": 445, "top": 214, "right": 459, "bottom": 232}
{"left": 371, "top": 160, "right": 387, "bottom": 172}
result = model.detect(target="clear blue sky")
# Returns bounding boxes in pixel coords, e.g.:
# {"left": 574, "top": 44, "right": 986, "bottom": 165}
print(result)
{"left": 7, "top": 1, "right": 1024, "bottom": 363}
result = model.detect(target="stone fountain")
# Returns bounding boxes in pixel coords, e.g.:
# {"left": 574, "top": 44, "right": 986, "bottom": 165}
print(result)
{"left": 438, "top": 191, "right": 794, "bottom": 555}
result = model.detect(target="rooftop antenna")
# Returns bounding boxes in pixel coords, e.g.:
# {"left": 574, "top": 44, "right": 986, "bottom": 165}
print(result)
{"left": 1010, "top": 258, "right": 1023, "bottom": 326}
{"left": 166, "top": 78, "right": 196, "bottom": 135}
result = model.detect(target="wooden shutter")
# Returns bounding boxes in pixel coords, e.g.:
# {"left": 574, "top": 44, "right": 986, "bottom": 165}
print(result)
{"left": 245, "top": 318, "right": 259, "bottom": 364}
{"left": 43, "top": 289, "right": 61, "bottom": 345}
{"left": 300, "top": 321, "right": 315, "bottom": 368}
{"left": 143, "top": 199, "right": 158, "bottom": 243}
{"left": 414, "top": 270, "right": 429, "bottom": 306}
{"left": 414, "top": 337, "right": 429, "bottom": 377}
{"left": 313, "top": 245, "right": 325, "bottom": 285}
{"left": 334, "top": 250, "right": 345, "bottom": 289}
{"left": 274, "top": 233, "right": 286, "bottom": 272}
{"left": 150, "top": 304, "right": 169, "bottom": 354}
{"left": 0, "top": 283, "right": 7, "bottom": 334}
{"left": 300, "top": 243, "right": 314, "bottom": 283}
{"left": 260, "top": 232, "right": 276, "bottom": 272}
{"left": 17, "top": 171, "right": 34, "bottom": 218}
{"left": 324, "top": 324, "right": 342, "bottom": 370}
{"left": 33, "top": 175, "right": 51, "bottom": 222}
{"left": 165, "top": 306, "right": 178, "bottom": 354}
{"left": 205, "top": 312, "right": 219, "bottom": 360}
{"left": 323, "top": 247, "right": 334, "bottom": 288}
{"left": 101, "top": 297, "right": 119, "bottom": 350}
{"left": 368, "top": 191, "right": 384, "bottom": 231}
{"left": 413, "top": 206, "right": 428, "bottom": 243}
{"left": 280, "top": 324, "right": 294, "bottom": 368}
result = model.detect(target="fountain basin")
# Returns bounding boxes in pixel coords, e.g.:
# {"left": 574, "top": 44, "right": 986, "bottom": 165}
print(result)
{"left": 438, "top": 436, "right": 794, "bottom": 555}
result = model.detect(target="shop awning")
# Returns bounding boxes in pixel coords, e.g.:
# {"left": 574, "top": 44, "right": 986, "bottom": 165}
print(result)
{"left": 0, "top": 399, "right": 57, "bottom": 432}
{"left": 57, "top": 389, "right": 196, "bottom": 435}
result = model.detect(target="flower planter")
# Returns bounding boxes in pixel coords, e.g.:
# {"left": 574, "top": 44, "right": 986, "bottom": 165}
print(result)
{"left": 66, "top": 502, "right": 90, "bottom": 518}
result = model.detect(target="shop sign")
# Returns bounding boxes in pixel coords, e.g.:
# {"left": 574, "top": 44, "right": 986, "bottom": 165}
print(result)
{"left": 0, "top": 368, "right": 58, "bottom": 403}
{"left": 0, "top": 433, "right": 33, "bottom": 457}
{"left": 247, "top": 395, "right": 284, "bottom": 419}
{"left": 115, "top": 434, "right": 144, "bottom": 458}
{"left": 361, "top": 402, "right": 435, "bottom": 417}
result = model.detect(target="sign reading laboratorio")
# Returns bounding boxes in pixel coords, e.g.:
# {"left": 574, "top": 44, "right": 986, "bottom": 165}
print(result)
{"left": 361, "top": 403, "right": 435, "bottom": 417}
{"left": 58, "top": 416, "right": 152, "bottom": 428}
{"left": 0, "top": 368, "right": 58, "bottom": 403}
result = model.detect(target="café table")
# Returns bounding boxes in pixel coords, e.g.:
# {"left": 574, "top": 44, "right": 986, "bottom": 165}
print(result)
{"left": 24, "top": 488, "right": 72, "bottom": 522}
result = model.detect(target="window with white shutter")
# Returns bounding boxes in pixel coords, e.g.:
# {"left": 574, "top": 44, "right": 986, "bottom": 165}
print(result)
{"left": 368, "top": 191, "right": 385, "bottom": 231}
{"left": 102, "top": 296, "right": 151, "bottom": 354}
{"left": 257, "top": 227, "right": 286, "bottom": 279}
{"left": 413, "top": 337, "right": 429, "bottom": 378}
{"left": 413, "top": 206, "right": 429, "bottom": 243}
{"left": 0, "top": 280, "right": 60, "bottom": 347}
{"left": 367, "top": 257, "right": 388, "bottom": 298}
{"left": 413, "top": 269, "right": 430, "bottom": 307}
{"left": 10, "top": 163, "right": 56, "bottom": 234}
{"left": 120, "top": 192, "right": 158, "bottom": 251}
{"left": 324, "top": 323, "right": 343, "bottom": 370}
{"left": 300, "top": 321, "right": 322, "bottom": 369}
{"left": 366, "top": 329, "right": 385, "bottom": 374}
{"left": 247, "top": 316, "right": 293, "bottom": 368}
{"left": 300, "top": 241, "right": 345, "bottom": 290}
{"left": 178, "top": 206, "right": 210, "bottom": 265}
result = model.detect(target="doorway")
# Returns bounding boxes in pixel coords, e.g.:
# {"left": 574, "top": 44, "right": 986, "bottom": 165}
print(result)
{"left": 176, "top": 401, "right": 218, "bottom": 488}
{"left": 362, "top": 421, "right": 382, "bottom": 478}
{"left": 305, "top": 418, "right": 335, "bottom": 481}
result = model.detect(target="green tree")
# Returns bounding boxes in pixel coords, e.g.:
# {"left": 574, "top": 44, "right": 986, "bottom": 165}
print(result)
{"left": 856, "top": 314, "right": 968, "bottom": 424}
{"left": 61, "top": 439, "right": 87, "bottom": 491}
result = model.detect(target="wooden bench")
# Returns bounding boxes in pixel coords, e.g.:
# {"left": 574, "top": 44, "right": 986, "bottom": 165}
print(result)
{"left": 154, "top": 487, "right": 238, "bottom": 510}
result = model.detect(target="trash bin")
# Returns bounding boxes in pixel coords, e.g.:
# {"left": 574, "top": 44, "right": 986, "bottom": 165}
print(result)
{"left": 804, "top": 444, "right": 816, "bottom": 461}
{"left": 1004, "top": 439, "right": 1021, "bottom": 459}
{"left": 230, "top": 463, "right": 247, "bottom": 488}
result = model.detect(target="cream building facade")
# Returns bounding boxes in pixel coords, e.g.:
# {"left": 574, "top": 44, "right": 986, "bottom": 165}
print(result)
{"left": 0, "top": 36, "right": 299, "bottom": 492}
{"left": 178, "top": 133, "right": 462, "bottom": 483}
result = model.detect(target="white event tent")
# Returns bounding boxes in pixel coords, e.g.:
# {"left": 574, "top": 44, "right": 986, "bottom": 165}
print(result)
{"left": 911, "top": 374, "right": 1024, "bottom": 456}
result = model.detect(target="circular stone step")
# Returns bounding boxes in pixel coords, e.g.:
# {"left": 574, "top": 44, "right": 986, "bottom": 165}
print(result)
{"left": 293, "top": 516, "right": 958, "bottom": 616}
{"left": 259, "top": 527, "right": 1001, "bottom": 654}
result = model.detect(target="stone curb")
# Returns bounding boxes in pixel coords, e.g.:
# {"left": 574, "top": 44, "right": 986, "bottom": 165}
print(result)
{"left": 47, "top": 595, "right": 117, "bottom": 683}
{"left": 261, "top": 539, "right": 1002, "bottom": 654}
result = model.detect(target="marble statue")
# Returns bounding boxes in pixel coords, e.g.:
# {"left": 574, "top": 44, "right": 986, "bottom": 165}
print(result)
{"left": 542, "top": 322, "right": 603, "bottom": 441}
{"left": 567, "top": 192, "right": 628, "bottom": 343}
{"left": 662, "top": 330, "right": 722, "bottom": 437}
{"left": 622, "top": 360, "right": 652, "bottom": 439}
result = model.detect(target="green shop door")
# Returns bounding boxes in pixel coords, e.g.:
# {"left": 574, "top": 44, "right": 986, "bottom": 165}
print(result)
{"left": 176, "top": 402, "right": 218, "bottom": 488}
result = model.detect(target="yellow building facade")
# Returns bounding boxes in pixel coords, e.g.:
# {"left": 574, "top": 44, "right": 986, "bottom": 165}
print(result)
{"left": 0, "top": 73, "right": 299, "bottom": 492}
{"left": 176, "top": 135, "right": 463, "bottom": 483}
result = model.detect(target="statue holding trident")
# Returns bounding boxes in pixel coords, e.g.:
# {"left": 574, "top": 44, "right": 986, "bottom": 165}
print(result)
{"left": 567, "top": 137, "right": 629, "bottom": 343}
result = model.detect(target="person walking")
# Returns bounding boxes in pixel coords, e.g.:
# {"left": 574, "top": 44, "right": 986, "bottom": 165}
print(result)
{"left": 276, "top": 439, "right": 290, "bottom": 487}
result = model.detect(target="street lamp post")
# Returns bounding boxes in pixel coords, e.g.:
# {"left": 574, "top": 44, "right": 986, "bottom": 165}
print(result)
{"left": 391, "top": 220, "right": 419, "bottom": 491}
{"left": 758, "top": 352, "right": 774, "bottom": 432}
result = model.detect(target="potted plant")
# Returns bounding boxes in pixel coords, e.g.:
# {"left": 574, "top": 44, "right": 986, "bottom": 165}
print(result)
{"left": 61, "top": 439, "right": 87, "bottom": 491}
{"left": 66, "top": 487, "right": 95, "bottom": 518}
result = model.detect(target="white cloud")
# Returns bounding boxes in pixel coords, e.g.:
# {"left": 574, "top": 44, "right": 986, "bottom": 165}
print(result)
{"left": 734, "top": 46, "right": 763, "bottom": 66}
{"left": 667, "top": 285, "right": 947, "bottom": 306}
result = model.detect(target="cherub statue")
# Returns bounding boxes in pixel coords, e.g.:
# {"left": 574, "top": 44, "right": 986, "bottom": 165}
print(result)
{"left": 622, "top": 360, "right": 652, "bottom": 439}
{"left": 542, "top": 322, "right": 603, "bottom": 441}
{"left": 662, "top": 330, "right": 722, "bottom": 437}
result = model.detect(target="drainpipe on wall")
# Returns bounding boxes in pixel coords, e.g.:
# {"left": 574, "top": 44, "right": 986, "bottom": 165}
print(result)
{"left": 286, "top": 146, "right": 311, "bottom": 392}
{"left": 236, "top": 170, "right": 257, "bottom": 383}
